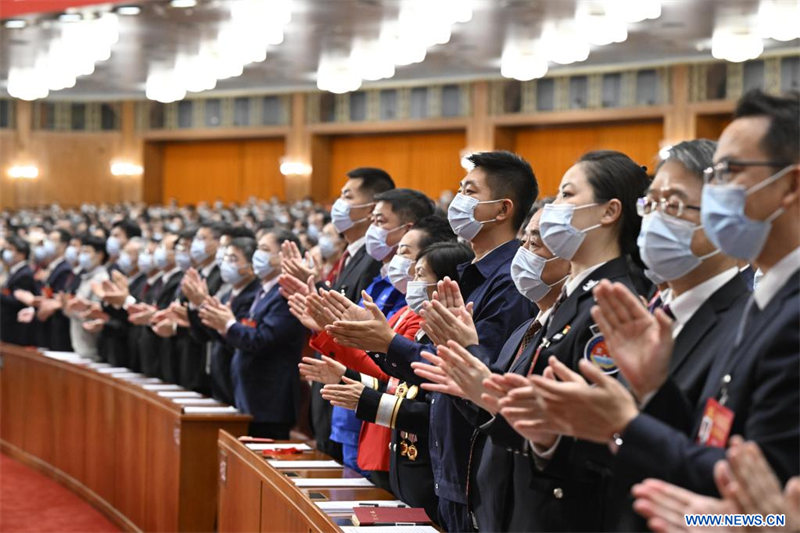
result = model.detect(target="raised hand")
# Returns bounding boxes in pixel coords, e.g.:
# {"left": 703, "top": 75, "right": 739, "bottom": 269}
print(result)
{"left": 432, "top": 276, "right": 466, "bottom": 311}
{"left": 632, "top": 478, "right": 737, "bottom": 533}
{"left": 13, "top": 289, "right": 37, "bottom": 307}
{"left": 36, "top": 297, "right": 62, "bottom": 321}
{"left": 320, "top": 377, "right": 365, "bottom": 411}
{"left": 278, "top": 273, "right": 311, "bottom": 300}
{"left": 280, "top": 240, "right": 316, "bottom": 284}
{"left": 323, "top": 289, "right": 372, "bottom": 322}
{"left": 181, "top": 269, "right": 209, "bottom": 307}
{"left": 17, "top": 307, "right": 35, "bottom": 323}
{"left": 287, "top": 293, "right": 322, "bottom": 332}
{"left": 325, "top": 292, "right": 394, "bottom": 352}
{"left": 412, "top": 351, "right": 467, "bottom": 398}
{"left": 100, "top": 278, "right": 129, "bottom": 308}
{"left": 299, "top": 355, "right": 347, "bottom": 385}
{"left": 591, "top": 280, "right": 673, "bottom": 401}
{"left": 420, "top": 299, "right": 478, "bottom": 347}
{"left": 82, "top": 318, "right": 107, "bottom": 334}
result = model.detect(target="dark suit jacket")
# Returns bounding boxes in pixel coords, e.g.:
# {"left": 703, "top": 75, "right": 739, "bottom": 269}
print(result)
{"left": 471, "top": 257, "right": 641, "bottom": 532}
{"left": 226, "top": 283, "right": 307, "bottom": 424}
{"left": 188, "top": 277, "right": 261, "bottom": 405}
{"left": 617, "top": 270, "right": 799, "bottom": 497}
{"left": 98, "top": 273, "right": 147, "bottom": 367}
{"left": 311, "top": 245, "right": 382, "bottom": 456}
{"left": 37, "top": 259, "right": 74, "bottom": 351}
{"left": 1, "top": 264, "right": 37, "bottom": 346}
{"left": 139, "top": 271, "right": 183, "bottom": 379}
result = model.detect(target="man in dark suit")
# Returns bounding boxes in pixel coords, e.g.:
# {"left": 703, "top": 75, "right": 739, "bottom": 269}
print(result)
{"left": 1, "top": 235, "right": 37, "bottom": 346}
{"left": 280, "top": 167, "right": 394, "bottom": 458}
{"left": 201, "top": 229, "right": 308, "bottom": 438}
{"left": 186, "top": 236, "right": 260, "bottom": 405}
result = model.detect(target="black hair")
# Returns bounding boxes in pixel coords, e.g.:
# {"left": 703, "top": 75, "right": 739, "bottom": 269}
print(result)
{"left": 224, "top": 226, "right": 256, "bottom": 239}
{"left": 347, "top": 167, "right": 395, "bottom": 198}
{"left": 199, "top": 222, "right": 228, "bottom": 239}
{"left": 112, "top": 219, "right": 142, "bottom": 239}
{"left": 657, "top": 139, "right": 717, "bottom": 179}
{"left": 411, "top": 215, "right": 457, "bottom": 251}
{"left": 81, "top": 234, "right": 109, "bottom": 264}
{"left": 416, "top": 242, "right": 474, "bottom": 281}
{"left": 269, "top": 228, "right": 302, "bottom": 253}
{"left": 53, "top": 228, "right": 72, "bottom": 245}
{"left": 734, "top": 90, "right": 800, "bottom": 164}
{"left": 257, "top": 220, "right": 276, "bottom": 232}
{"left": 578, "top": 150, "right": 650, "bottom": 270}
{"left": 468, "top": 150, "right": 538, "bottom": 231}
{"left": 229, "top": 237, "right": 257, "bottom": 264}
{"left": 178, "top": 229, "right": 196, "bottom": 242}
{"left": 6, "top": 235, "right": 29, "bottom": 259}
{"left": 374, "top": 188, "right": 435, "bottom": 225}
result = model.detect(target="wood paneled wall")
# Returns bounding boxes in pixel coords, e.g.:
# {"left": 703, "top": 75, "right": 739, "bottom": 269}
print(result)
{"left": 508, "top": 119, "right": 664, "bottom": 196}
{"left": 695, "top": 113, "right": 732, "bottom": 142}
{"left": 327, "top": 130, "right": 466, "bottom": 200}
{"left": 160, "top": 138, "right": 285, "bottom": 205}
{"left": 0, "top": 131, "right": 141, "bottom": 209}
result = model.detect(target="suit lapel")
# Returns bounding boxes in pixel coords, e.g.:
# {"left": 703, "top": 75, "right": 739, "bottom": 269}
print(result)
{"left": 494, "top": 319, "right": 534, "bottom": 373}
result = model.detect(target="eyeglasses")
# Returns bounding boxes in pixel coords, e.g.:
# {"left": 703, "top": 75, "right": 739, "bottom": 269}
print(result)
{"left": 703, "top": 160, "right": 791, "bottom": 184}
{"left": 637, "top": 196, "right": 701, "bottom": 218}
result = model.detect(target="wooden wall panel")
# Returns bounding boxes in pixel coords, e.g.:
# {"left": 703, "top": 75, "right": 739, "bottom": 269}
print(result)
{"left": 327, "top": 130, "right": 466, "bottom": 201}
{"left": 695, "top": 113, "right": 731, "bottom": 142}
{"left": 161, "top": 138, "right": 285, "bottom": 205}
{"left": 510, "top": 119, "right": 664, "bottom": 196}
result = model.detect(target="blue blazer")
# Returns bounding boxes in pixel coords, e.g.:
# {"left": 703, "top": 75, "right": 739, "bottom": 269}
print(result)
{"left": 226, "top": 283, "right": 307, "bottom": 424}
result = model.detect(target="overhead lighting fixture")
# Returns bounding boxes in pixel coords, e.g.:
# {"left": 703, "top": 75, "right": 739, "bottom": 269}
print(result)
{"left": 4, "top": 19, "right": 27, "bottom": 29}
{"left": 116, "top": 5, "right": 141, "bottom": 15}
{"left": 279, "top": 159, "right": 312, "bottom": 176}
{"left": 500, "top": 39, "right": 548, "bottom": 81}
{"left": 711, "top": 26, "right": 764, "bottom": 63}
{"left": 7, "top": 165, "right": 39, "bottom": 179}
{"left": 170, "top": 0, "right": 197, "bottom": 8}
{"left": 110, "top": 161, "right": 143, "bottom": 176}
{"left": 757, "top": 0, "right": 800, "bottom": 42}
{"left": 58, "top": 12, "right": 83, "bottom": 22}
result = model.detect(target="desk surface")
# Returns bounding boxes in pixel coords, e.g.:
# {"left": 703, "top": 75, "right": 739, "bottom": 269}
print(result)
{"left": 0, "top": 343, "right": 251, "bottom": 532}
{"left": 218, "top": 431, "right": 404, "bottom": 533}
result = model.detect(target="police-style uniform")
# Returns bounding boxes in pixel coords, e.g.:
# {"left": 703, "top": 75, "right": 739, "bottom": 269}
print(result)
{"left": 469, "top": 256, "right": 645, "bottom": 531}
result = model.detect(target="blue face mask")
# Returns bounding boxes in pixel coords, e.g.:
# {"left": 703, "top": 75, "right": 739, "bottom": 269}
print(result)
{"left": 65, "top": 245, "right": 79, "bottom": 265}
{"left": 701, "top": 165, "right": 794, "bottom": 261}
{"left": 252, "top": 250, "right": 274, "bottom": 278}
{"left": 221, "top": 261, "right": 245, "bottom": 285}
{"left": 78, "top": 252, "right": 95, "bottom": 271}
{"left": 387, "top": 255, "right": 414, "bottom": 294}
{"left": 215, "top": 247, "right": 226, "bottom": 267}
{"left": 118, "top": 252, "right": 134, "bottom": 275}
{"left": 365, "top": 224, "right": 405, "bottom": 262}
{"left": 106, "top": 236, "right": 121, "bottom": 256}
{"left": 317, "top": 235, "right": 338, "bottom": 259}
{"left": 176, "top": 251, "right": 192, "bottom": 271}
{"left": 2, "top": 249, "right": 15, "bottom": 264}
{"left": 138, "top": 252, "right": 154, "bottom": 274}
{"left": 190, "top": 239, "right": 209, "bottom": 263}
{"left": 34, "top": 245, "right": 49, "bottom": 263}
{"left": 154, "top": 247, "right": 169, "bottom": 269}
{"left": 405, "top": 281, "right": 435, "bottom": 314}
{"left": 637, "top": 211, "right": 718, "bottom": 282}
{"left": 44, "top": 240, "right": 57, "bottom": 258}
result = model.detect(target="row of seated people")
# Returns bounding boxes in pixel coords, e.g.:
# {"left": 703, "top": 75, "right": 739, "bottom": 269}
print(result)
{"left": 1, "top": 88, "right": 797, "bottom": 532}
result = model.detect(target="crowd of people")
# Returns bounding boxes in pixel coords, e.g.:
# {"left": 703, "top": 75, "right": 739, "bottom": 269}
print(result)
{"left": 1, "top": 89, "right": 798, "bottom": 532}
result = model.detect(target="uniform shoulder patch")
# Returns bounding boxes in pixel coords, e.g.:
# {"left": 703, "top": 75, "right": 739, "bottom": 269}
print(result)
{"left": 583, "top": 324, "right": 618, "bottom": 374}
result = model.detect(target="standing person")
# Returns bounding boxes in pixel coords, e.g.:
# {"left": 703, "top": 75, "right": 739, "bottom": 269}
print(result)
{"left": 1, "top": 236, "right": 37, "bottom": 346}
{"left": 280, "top": 168, "right": 394, "bottom": 459}
{"left": 64, "top": 235, "right": 110, "bottom": 360}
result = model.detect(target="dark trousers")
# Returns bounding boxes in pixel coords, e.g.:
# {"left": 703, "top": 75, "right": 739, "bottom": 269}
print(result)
{"left": 438, "top": 497, "right": 473, "bottom": 533}
{"left": 249, "top": 422, "right": 291, "bottom": 440}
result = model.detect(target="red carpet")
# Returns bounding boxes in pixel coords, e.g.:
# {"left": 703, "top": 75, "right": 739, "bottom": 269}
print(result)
{"left": 0, "top": 453, "right": 120, "bottom": 532}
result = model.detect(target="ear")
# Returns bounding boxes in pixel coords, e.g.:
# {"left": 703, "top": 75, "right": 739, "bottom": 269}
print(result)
{"left": 495, "top": 198, "right": 514, "bottom": 223}
{"left": 600, "top": 198, "right": 622, "bottom": 226}
{"left": 780, "top": 164, "right": 800, "bottom": 210}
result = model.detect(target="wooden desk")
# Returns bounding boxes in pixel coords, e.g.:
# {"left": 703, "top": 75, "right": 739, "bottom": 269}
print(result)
{"left": 0, "top": 343, "right": 251, "bottom": 532}
{"left": 217, "top": 431, "right": 397, "bottom": 532}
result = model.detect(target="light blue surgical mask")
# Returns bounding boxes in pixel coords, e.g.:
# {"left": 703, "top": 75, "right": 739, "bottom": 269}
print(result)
{"left": 2, "top": 249, "right": 15, "bottom": 264}
{"left": 637, "top": 211, "right": 718, "bottom": 282}
{"left": 138, "top": 252, "right": 154, "bottom": 274}
{"left": 331, "top": 199, "right": 373, "bottom": 233}
{"left": 366, "top": 224, "right": 405, "bottom": 262}
{"left": 215, "top": 247, "right": 226, "bottom": 267}
{"left": 78, "top": 252, "right": 95, "bottom": 271}
{"left": 405, "top": 281, "right": 435, "bottom": 314}
{"left": 65, "top": 245, "right": 79, "bottom": 265}
{"left": 252, "top": 250, "right": 274, "bottom": 278}
{"left": 510, "top": 246, "right": 566, "bottom": 303}
{"left": 154, "top": 247, "right": 169, "bottom": 269}
{"left": 701, "top": 165, "right": 794, "bottom": 261}
{"left": 387, "top": 255, "right": 414, "bottom": 294}
{"left": 191, "top": 239, "right": 209, "bottom": 263}
{"left": 176, "top": 251, "right": 192, "bottom": 271}
{"left": 118, "top": 252, "right": 134, "bottom": 275}
{"left": 44, "top": 239, "right": 57, "bottom": 258}
{"left": 221, "top": 261, "right": 245, "bottom": 285}
{"left": 106, "top": 236, "right": 121, "bottom": 256}
{"left": 447, "top": 193, "right": 504, "bottom": 242}
{"left": 318, "top": 235, "right": 338, "bottom": 259}
{"left": 539, "top": 202, "right": 601, "bottom": 260}
{"left": 307, "top": 224, "right": 321, "bottom": 240}
{"left": 34, "top": 245, "right": 49, "bottom": 263}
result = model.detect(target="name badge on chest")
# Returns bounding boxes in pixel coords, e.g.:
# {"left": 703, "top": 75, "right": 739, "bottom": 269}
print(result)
{"left": 697, "top": 397, "right": 734, "bottom": 448}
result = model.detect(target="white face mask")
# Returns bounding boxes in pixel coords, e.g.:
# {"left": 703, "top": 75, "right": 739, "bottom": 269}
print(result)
{"left": 387, "top": 255, "right": 414, "bottom": 294}
{"left": 318, "top": 235, "right": 338, "bottom": 259}
{"left": 539, "top": 202, "right": 601, "bottom": 260}
{"left": 331, "top": 198, "right": 373, "bottom": 233}
{"left": 510, "top": 246, "right": 567, "bottom": 303}
{"left": 365, "top": 224, "right": 405, "bottom": 262}
{"left": 637, "top": 211, "right": 718, "bottom": 282}
{"left": 405, "top": 281, "right": 435, "bottom": 313}
{"left": 447, "top": 193, "right": 503, "bottom": 241}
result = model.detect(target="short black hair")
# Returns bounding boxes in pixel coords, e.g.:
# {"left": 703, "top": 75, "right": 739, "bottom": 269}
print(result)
{"left": 199, "top": 222, "right": 227, "bottom": 239}
{"left": 417, "top": 242, "right": 474, "bottom": 281}
{"left": 6, "top": 235, "right": 29, "bottom": 259}
{"left": 347, "top": 167, "right": 395, "bottom": 199}
{"left": 657, "top": 139, "right": 717, "bottom": 180}
{"left": 578, "top": 150, "right": 650, "bottom": 269}
{"left": 224, "top": 226, "right": 256, "bottom": 239}
{"left": 734, "top": 90, "right": 800, "bottom": 164}
{"left": 411, "top": 215, "right": 457, "bottom": 251}
{"left": 229, "top": 237, "right": 257, "bottom": 264}
{"left": 112, "top": 219, "right": 142, "bottom": 239}
{"left": 468, "top": 151, "right": 538, "bottom": 231}
{"left": 374, "top": 188, "right": 435, "bottom": 225}
{"left": 269, "top": 228, "right": 302, "bottom": 253}
{"left": 53, "top": 228, "right": 72, "bottom": 245}
{"left": 81, "top": 234, "right": 109, "bottom": 264}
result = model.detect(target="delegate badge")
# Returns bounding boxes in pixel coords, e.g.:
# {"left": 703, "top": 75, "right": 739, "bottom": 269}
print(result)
{"left": 583, "top": 324, "right": 618, "bottom": 374}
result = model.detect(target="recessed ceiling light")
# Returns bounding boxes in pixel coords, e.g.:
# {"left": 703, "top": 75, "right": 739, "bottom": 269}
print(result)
{"left": 58, "top": 12, "right": 83, "bottom": 22}
{"left": 170, "top": 0, "right": 197, "bottom": 8}
{"left": 116, "top": 5, "right": 141, "bottom": 15}
{"left": 4, "top": 19, "right": 27, "bottom": 29}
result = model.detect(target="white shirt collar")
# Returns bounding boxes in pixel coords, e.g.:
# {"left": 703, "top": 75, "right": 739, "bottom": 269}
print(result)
{"left": 48, "top": 256, "right": 66, "bottom": 274}
{"left": 200, "top": 261, "right": 216, "bottom": 278}
{"left": 754, "top": 246, "right": 800, "bottom": 310}
{"left": 666, "top": 267, "right": 739, "bottom": 328}
{"left": 565, "top": 261, "right": 607, "bottom": 297}
{"left": 162, "top": 266, "right": 182, "bottom": 284}
{"left": 9, "top": 260, "right": 26, "bottom": 275}
{"left": 535, "top": 306, "right": 553, "bottom": 326}
{"left": 346, "top": 236, "right": 365, "bottom": 257}
{"left": 147, "top": 272, "right": 162, "bottom": 284}
{"left": 261, "top": 276, "right": 280, "bottom": 295}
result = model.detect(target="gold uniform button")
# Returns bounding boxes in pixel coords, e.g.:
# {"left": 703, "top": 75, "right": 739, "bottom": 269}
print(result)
{"left": 553, "top": 487, "right": 564, "bottom": 499}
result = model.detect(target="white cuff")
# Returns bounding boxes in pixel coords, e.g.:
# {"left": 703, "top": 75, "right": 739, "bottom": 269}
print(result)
{"left": 638, "top": 390, "right": 657, "bottom": 410}
{"left": 121, "top": 295, "right": 136, "bottom": 310}
{"left": 530, "top": 435, "right": 562, "bottom": 462}
{"left": 360, "top": 373, "right": 378, "bottom": 389}
{"left": 376, "top": 393, "right": 399, "bottom": 428}
{"left": 225, "top": 318, "right": 236, "bottom": 332}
